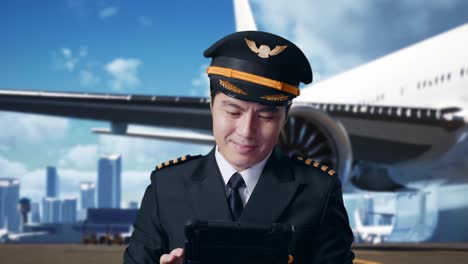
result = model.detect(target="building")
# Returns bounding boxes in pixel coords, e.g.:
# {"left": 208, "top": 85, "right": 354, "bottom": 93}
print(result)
{"left": 30, "top": 202, "right": 41, "bottom": 224}
{"left": 80, "top": 182, "right": 96, "bottom": 210}
{"left": 127, "top": 201, "right": 139, "bottom": 209}
{"left": 97, "top": 154, "right": 121, "bottom": 208}
{"left": 0, "top": 178, "right": 20, "bottom": 232}
{"left": 46, "top": 166, "right": 59, "bottom": 198}
{"left": 62, "top": 198, "right": 77, "bottom": 223}
{"left": 42, "top": 197, "right": 61, "bottom": 224}
{"left": 79, "top": 182, "right": 96, "bottom": 220}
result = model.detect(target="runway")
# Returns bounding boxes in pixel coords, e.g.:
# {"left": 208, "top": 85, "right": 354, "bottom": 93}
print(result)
{"left": 0, "top": 243, "right": 467, "bottom": 263}
{"left": 353, "top": 243, "right": 468, "bottom": 264}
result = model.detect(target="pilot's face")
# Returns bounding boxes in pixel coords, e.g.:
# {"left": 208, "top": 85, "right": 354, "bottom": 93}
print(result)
{"left": 211, "top": 92, "right": 287, "bottom": 171}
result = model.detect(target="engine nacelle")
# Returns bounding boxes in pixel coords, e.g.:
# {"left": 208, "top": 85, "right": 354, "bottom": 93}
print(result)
{"left": 278, "top": 105, "right": 353, "bottom": 184}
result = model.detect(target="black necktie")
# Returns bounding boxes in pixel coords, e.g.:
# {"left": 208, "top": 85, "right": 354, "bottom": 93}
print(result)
{"left": 227, "top": 172, "right": 245, "bottom": 221}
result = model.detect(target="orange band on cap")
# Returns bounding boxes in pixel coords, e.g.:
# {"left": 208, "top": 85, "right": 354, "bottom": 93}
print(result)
{"left": 206, "top": 66, "right": 300, "bottom": 96}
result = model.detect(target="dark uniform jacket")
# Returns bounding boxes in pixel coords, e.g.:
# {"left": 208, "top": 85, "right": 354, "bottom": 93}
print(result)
{"left": 123, "top": 147, "right": 355, "bottom": 263}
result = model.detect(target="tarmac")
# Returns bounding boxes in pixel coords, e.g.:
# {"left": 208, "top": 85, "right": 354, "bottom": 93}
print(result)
{"left": 0, "top": 243, "right": 467, "bottom": 264}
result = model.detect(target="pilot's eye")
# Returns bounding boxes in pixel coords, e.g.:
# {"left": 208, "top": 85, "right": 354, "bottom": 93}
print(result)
{"left": 225, "top": 111, "right": 240, "bottom": 116}
{"left": 258, "top": 115, "right": 273, "bottom": 120}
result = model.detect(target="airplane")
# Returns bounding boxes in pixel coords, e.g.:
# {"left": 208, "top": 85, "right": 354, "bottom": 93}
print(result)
{"left": 0, "top": 0, "right": 467, "bottom": 194}
{"left": 0, "top": 227, "right": 8, "bottom": 243}
{"left": 352, "top": 209, "right": 394, "bottom": 244}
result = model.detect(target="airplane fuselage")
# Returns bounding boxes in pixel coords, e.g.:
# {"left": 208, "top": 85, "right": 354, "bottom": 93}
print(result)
{"left": 297, "top": 23, "right": 468, "bottom": 119}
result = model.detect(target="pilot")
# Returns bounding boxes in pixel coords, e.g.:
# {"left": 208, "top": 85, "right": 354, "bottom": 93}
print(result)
{"left": 124, "top": 31, "right": 355, "bottom": 264}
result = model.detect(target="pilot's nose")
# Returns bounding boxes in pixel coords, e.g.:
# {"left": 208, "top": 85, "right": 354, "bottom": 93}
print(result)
{"left": 237, "top": 112, "right": 256, "bottom": 138}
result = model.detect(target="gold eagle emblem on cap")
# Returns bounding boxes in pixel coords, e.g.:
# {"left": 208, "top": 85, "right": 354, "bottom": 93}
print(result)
{"left": 245, "top": 38, "right": 288, "bottom": 58}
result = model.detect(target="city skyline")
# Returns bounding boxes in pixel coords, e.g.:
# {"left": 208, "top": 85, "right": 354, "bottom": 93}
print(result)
{"left": 0, "top": 153, "right": 139, "bottom": 231}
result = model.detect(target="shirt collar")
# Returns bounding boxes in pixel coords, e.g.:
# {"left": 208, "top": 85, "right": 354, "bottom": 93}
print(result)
{"left": 215, "top": 145, "right": 271, "bottom": 195}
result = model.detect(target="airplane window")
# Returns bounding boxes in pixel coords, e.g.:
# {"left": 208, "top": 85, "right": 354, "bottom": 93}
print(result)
{"left": 461, "top": 68, "right": 465, "bottom": 77}
{"left": 447, "top": 73, "right": 451, "bottom": 80}
{"left": 434, "top": 77, "right": 438, "bottom": 84}
{"left": 428, "top": 81, "right": 432, "bottom": 87}
{"left": 441, "top": 75, "right": 445, "bottom": 82}
{"left": 422, "top": 80, "right": 426, "bottom": 87}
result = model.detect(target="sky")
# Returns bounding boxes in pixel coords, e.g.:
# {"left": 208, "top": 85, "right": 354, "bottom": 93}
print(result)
{"left": 1, "top": 0, "right": 467, "bottom": 207}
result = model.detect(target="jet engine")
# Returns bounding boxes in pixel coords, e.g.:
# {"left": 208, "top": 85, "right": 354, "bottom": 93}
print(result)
{"left": 278, "top": 105, "right": 353, "bottom": 184}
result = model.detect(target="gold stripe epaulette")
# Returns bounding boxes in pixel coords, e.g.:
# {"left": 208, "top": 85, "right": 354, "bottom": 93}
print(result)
{"left": 155, "top": 154, "right": 202, "bottom": 171}
{"left": 296, "top": 156, "right": 336, "bottom": 176}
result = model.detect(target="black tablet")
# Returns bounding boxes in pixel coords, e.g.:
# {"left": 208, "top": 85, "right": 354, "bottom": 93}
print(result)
{"left": 183, "top": 219, "right": 294, "bottom": 264}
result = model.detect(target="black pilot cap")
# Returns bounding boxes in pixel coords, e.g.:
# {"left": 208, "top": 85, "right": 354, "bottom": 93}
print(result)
{"left": 204, "top": 31, "right": 312, "bottom": 106}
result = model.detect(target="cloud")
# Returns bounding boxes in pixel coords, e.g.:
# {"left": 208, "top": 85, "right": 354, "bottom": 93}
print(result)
{"left": 53, "top": 47, "right": 86, "bottom": 72}
{"left": 121, "top": 170, "right": 152, "bottom": 206}
{"left": 0, "top": 155, "right": 28, "bottom": 179}
{"left": 0, "top": 112, "right": 69, "bottom": 144}
{"left": 18, "top": 167, "right": 96, "bottom": 204}
{"left": 1, "top": 130, "right": 212, "bottom": 206}
{"left": 253, "top": 0, "right": 368, "bottom": 78}
{"left": 58, "top": 144, "right": 99, "bottom": 170}
{"left": 191, "top": 64, "right": 210, "bottom": 96}
{"left": 105, "top": 58, "right": 142, "bottom": 90}
{"left": 56, "top": 169, "right": 96, "bottom": 200}
{"left": 252, "top": 0, "right": 465, "bottom": 78}
{"left": 0, "top": 150, "right": 147, "bottom": 205}
{"left": 99, "top": 6, "right": 118, "bottom": 19}
{"left": 79, "top": 69, "right": 100, "bottom": 87}
{"left": 98, "top": 132, "right": 211, "bottom": 171}
{"left": 400, "top": 0, "right": 461, "bottom": 10}
{"left": 79, "top": 46, "right": 88, "bottom": 57}
{"left": 0, "top": 145, "right": 10, "bottom": 153}
{"left": 0, "top": 155, "right": 43, "bottom": 202}
{"left": 138, "top": 16, "right": 153, "bottom": 27}
{"left": 61, "top": 48, "right": 79, "bottom": 71}
{"left": 62, "top": 48, "right": 72, "bottom": 59}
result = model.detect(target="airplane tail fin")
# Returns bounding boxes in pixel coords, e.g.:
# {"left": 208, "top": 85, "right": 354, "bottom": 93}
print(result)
{"left": 233, "top": 0, "right": 257, "bottom": 31}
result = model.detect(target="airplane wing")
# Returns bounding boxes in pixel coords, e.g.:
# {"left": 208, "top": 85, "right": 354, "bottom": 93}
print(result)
{"left": 0, "top": 89, "right": 214, "bottom": 143}
{"left": 1, "top": 88, "right": 465, "bottom": 163}
{"left": 295, "top": 101, "right": 466, "bottom": 164}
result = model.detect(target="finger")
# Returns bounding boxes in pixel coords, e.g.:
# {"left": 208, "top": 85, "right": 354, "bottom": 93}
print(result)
{"left": 159, "top": 253, "right": 175, "bottom": 264}
{"left": 171, "top": 248, "right": 184, "bottom": 258}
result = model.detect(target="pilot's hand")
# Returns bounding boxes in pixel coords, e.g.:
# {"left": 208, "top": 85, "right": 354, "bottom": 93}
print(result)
{"left": 160, "top": 248, "right": 184, "bottom": 264}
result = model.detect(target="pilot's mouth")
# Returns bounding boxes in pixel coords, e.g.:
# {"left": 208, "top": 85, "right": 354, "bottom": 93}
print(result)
{"left": 231, "top": 141, "right": 258, "bottom": 152}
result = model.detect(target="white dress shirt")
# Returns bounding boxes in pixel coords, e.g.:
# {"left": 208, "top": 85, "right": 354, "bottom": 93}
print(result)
{"left": 215, "top": 145, "right": 271, "bottom": 207}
